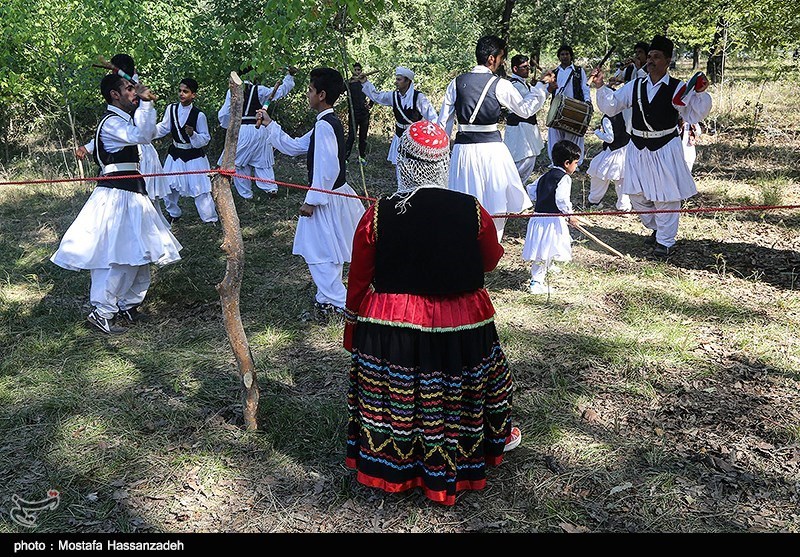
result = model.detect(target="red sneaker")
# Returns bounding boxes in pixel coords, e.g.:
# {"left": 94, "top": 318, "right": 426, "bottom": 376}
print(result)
{"left": 504, "top": 426, "right": 522, "bottom": 452}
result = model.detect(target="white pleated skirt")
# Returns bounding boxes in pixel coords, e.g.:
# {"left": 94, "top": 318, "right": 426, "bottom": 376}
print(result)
{"left": 139, "top": 143, "right": 171, "bottom": 200}
{"left": 622, "top": 137, "right": 696, "bottom": 202}
{"left": 504, "top": 122, "right": 544, "bottom": 162}
{"left": 522, "top": 216, "right": 572, "bottom": 263}
{"left": 162, "top": 154, "right": 213, "bottom": 197}
{"left": 292, "top": 184, "right": 366, "bottom": 265}
{"left": 51, "top": 187, "right": 183, "bottom": 271}
{"left": 587, "top": 146, "right": 626, "bottom": 182}
{"left": 447, "top": 142, "right": 533, "bottom": 216}
{"left": 217, "top": 125, "right": 274, "bottom": 169}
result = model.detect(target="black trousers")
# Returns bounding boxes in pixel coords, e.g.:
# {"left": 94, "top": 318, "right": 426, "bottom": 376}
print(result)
{"left": 346, "top": 114, "right": 370, "bottom": 158}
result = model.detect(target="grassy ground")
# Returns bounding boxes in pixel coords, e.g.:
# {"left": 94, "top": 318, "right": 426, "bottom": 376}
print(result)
{"left": 0, "top": 59, "right": 799, "bottom": 533}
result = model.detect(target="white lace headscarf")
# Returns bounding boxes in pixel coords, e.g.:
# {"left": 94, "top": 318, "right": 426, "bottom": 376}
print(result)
{"left": 391, "top": 120, "right": 450, "bottom": 212}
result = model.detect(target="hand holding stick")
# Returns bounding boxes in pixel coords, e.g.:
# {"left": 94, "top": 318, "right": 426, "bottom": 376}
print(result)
{"left": 94, "top": 56, "right": 158, "bottom": 101}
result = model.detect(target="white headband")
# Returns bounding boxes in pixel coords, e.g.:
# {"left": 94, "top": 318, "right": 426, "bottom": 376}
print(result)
{"left": 395, "top": 66, "right": 415, "bottom": 81}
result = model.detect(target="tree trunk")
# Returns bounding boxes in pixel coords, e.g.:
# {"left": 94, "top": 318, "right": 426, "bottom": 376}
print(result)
{"left": 500, "top": 0, "right": 516, "bottom": 43}
{"left": 707, "top": 17, "right": 726, "bottom": 83}
{"left": 211, "top": 72, "right": 260, "bottom": 431}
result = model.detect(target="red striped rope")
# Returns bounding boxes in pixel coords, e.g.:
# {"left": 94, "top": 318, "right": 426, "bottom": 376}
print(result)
{"left": 1, "top": 169, "right": 798, "bottom": 217}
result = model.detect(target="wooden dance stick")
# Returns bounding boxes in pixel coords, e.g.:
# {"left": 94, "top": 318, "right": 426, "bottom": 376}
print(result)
{"left": 570, "top": 220, "right": 626, "bottom": 258}
{"left": 255, "top": 79, "right": 283, "bottom": 129}
{"left": 94, "top": 57, "right": 158, "bottom": 101}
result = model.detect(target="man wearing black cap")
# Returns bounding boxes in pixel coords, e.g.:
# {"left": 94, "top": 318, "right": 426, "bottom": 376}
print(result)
{"left": 590, "top": 35, "right": 712, "bottom": 258}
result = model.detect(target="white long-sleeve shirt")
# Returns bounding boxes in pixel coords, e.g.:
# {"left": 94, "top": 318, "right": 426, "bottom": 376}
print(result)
{"left": 217, "top": 74, "right": 295, "bottom": 129}
{"left": 595, "top": 72, "right": 712, "bottom": 126}
{"left": 265, "top": 108, "right": 340, "bottom": 207}
{"left": 362, "top": 81, "right": 438, "bottom": 122}
{"left": 154, "top": 103, "right": 211, "bottom": 148}
{"left": 438, "top": 65, "right": 548, "bottom": 136}
{"left": 84, "top": 102, "right": 156, "bottom": 154}
{"left": 96, "top": 103, "right": 156, "bottom": 152}
{"left": 594, "top": 116, "right": 615, "bottom": 144}
{"left": 553, "top": 64, "right": 591, "bottom": 102}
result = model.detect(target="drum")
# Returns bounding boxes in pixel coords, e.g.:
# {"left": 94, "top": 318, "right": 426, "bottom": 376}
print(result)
{"left": 546, "top": 94, "right": 594, "bottom": 136}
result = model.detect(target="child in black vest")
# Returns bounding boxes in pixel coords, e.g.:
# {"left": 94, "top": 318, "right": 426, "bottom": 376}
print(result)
{"left": 155, "top": 78, "right": 218, "bottom": 224}
{"left": 522, "top": 140, "right": 580, "bottom": 295}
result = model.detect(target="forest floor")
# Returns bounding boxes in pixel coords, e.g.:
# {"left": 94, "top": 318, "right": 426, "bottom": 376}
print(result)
{"left": 0, "top": 60, "right": 798, "bottom": 534}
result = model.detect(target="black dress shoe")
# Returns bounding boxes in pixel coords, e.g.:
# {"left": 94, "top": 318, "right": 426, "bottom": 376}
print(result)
{"left": 644, "top": 231, "right": 657, "bottom": 245}
{"left": 653, "top": 243, "right": 672, "bottom": 258}
{"left": 167, "top": 215, "right": 181, "bottom": 224}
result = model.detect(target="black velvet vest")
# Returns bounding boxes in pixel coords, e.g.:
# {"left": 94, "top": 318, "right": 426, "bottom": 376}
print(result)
{"left": 167, "top": 103, "right": 205, "bottom": 162}
{"left": 94, "top": 110, "right": 146, "bottom": 195}
{"left": 534, "top": 167, "right": 567, "bottom": 214}
{"left": 241, "top": 83, "right": 263, "bottom": 125}
{"left": 630, "top": 76, "right": 681, "bottom": 151}
{"left": 553, "top": 66, "right": 586, "bottom": 102}
{"left": 307, "top": 111, "right": 346, "bottom": 190}
{"left": 392, "top": 90, "right": 422, "bottom": 137}
{"left": 506, "top": 76, "right": 537, "bottom": 126}
{"left": 602, "top": 113, "right": 630, "bottom": 151}
{"left": 373, "top": 188, "right": 484, "bottom": 295}
{"left": 454, "top": 72, "right": 502, "bottom": 144}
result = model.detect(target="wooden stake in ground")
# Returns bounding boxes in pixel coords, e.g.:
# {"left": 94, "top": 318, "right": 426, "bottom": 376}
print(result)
{"left": 211, "top": 71, "right": 260, "bottom": 431}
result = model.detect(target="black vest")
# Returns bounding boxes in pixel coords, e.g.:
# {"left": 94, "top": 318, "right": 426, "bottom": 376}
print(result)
{"left": 623, "top": 64, "right": 635, "bottom": 82}
{"left": 166, "top": 103, "right": 206, "bottom": 162}
{"left": 241, "top": 83, "right": 263, "bottom": 125}
{"left": 373, "top": 188, "right": 484, "bottom": 295}
{"left": 630, "top": 76, "right": 681, "bottom": 150}
{"left": 94, "top": 110, "right": 146, "bottom": 195}
{"left": 534, "top": 167, "right": 567, "bottom": 214}
{"left": 602, "top": 113, "right": 630, "bottom": 151}
{"left": 392, "top": 89, "right": 422, "bottom": 137}
{"left": 553, "top": 66, "right": 586, "bottom": 102}
{"left": 307, "top": 111, "right": 346, "bottom": 190}
{"left": 454, "top": 72, "right": 502, "bottom": 144}
{"left": 506, "top": 76, "right": 537, "bottom": 126}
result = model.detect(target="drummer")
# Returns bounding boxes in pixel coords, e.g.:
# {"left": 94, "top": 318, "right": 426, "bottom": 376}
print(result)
{"left": 547, "top": 44, "right": 592, "bottom": 166}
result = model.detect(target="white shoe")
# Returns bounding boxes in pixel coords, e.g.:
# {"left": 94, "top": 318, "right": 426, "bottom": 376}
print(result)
{"left": 528, "top": 281, "right": 553, "bottom": 295}
{"left": 548, "top": 264, "right": 562, "bottom": 274}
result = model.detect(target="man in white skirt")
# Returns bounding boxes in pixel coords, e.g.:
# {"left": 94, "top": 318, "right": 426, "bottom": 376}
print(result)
{"left": 358, "top": 66, "right": 438, "bottom": 186}
{"left": 76, "top": 54, "right": 171, "bottom": 204}
{"left": 154, "top": 77, "right": 218, "bottom": 224}
{"left": 52, "top": 73, "right": 183, "bottom": 334}
{"left": 217, "top": 66, "right": 298, "bottom": 198}
{"left": 438, "top": 35, "right": 553, "bottom": 241}
{"left": 257, "top": 67, "right": 365, "bottom": 317}
{"left": 591, "top": 35, "right": 712, "bottom": 257}
{"left": 503, "top": 54, "right": 548, "bottom": 185}
{"left": 547, "top": 44, "right": 591, "bottom": 166}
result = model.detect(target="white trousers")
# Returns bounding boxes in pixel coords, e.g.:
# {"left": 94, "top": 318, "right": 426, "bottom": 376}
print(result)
{"left": 164, "top": 190, "right": 219, "bottom": 222}
{"left": 233, "top": 165, "right": 277, "bottom": 198}
{"left": 307, "top": 262, "right": 346, "bottom": 308}
{"left": 515, "top": 156, "right": 538, "bottom": 185}
{"left": 588, "top": 177, "right": 632, "bottom": 210}
{"left": 493, "top": 217, "right": 506, "bottom": 243}
{"left": 90, "top": 264, "right": 151, "bottom": 319}
{"left": 548, "top": 128, "right": 586, "bottom": 165}
{"left": 629, "top": 194, "right": 681, "bottom": 248}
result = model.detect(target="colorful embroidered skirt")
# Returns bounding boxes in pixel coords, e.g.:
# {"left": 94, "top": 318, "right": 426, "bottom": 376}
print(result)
{"left": 345, "top": 289, "right": 513, "bottom": 506}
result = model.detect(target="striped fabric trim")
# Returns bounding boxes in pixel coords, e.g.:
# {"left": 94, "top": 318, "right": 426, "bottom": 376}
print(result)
{"left": 357, "top": 315, "right": 495, "bottom": 332}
